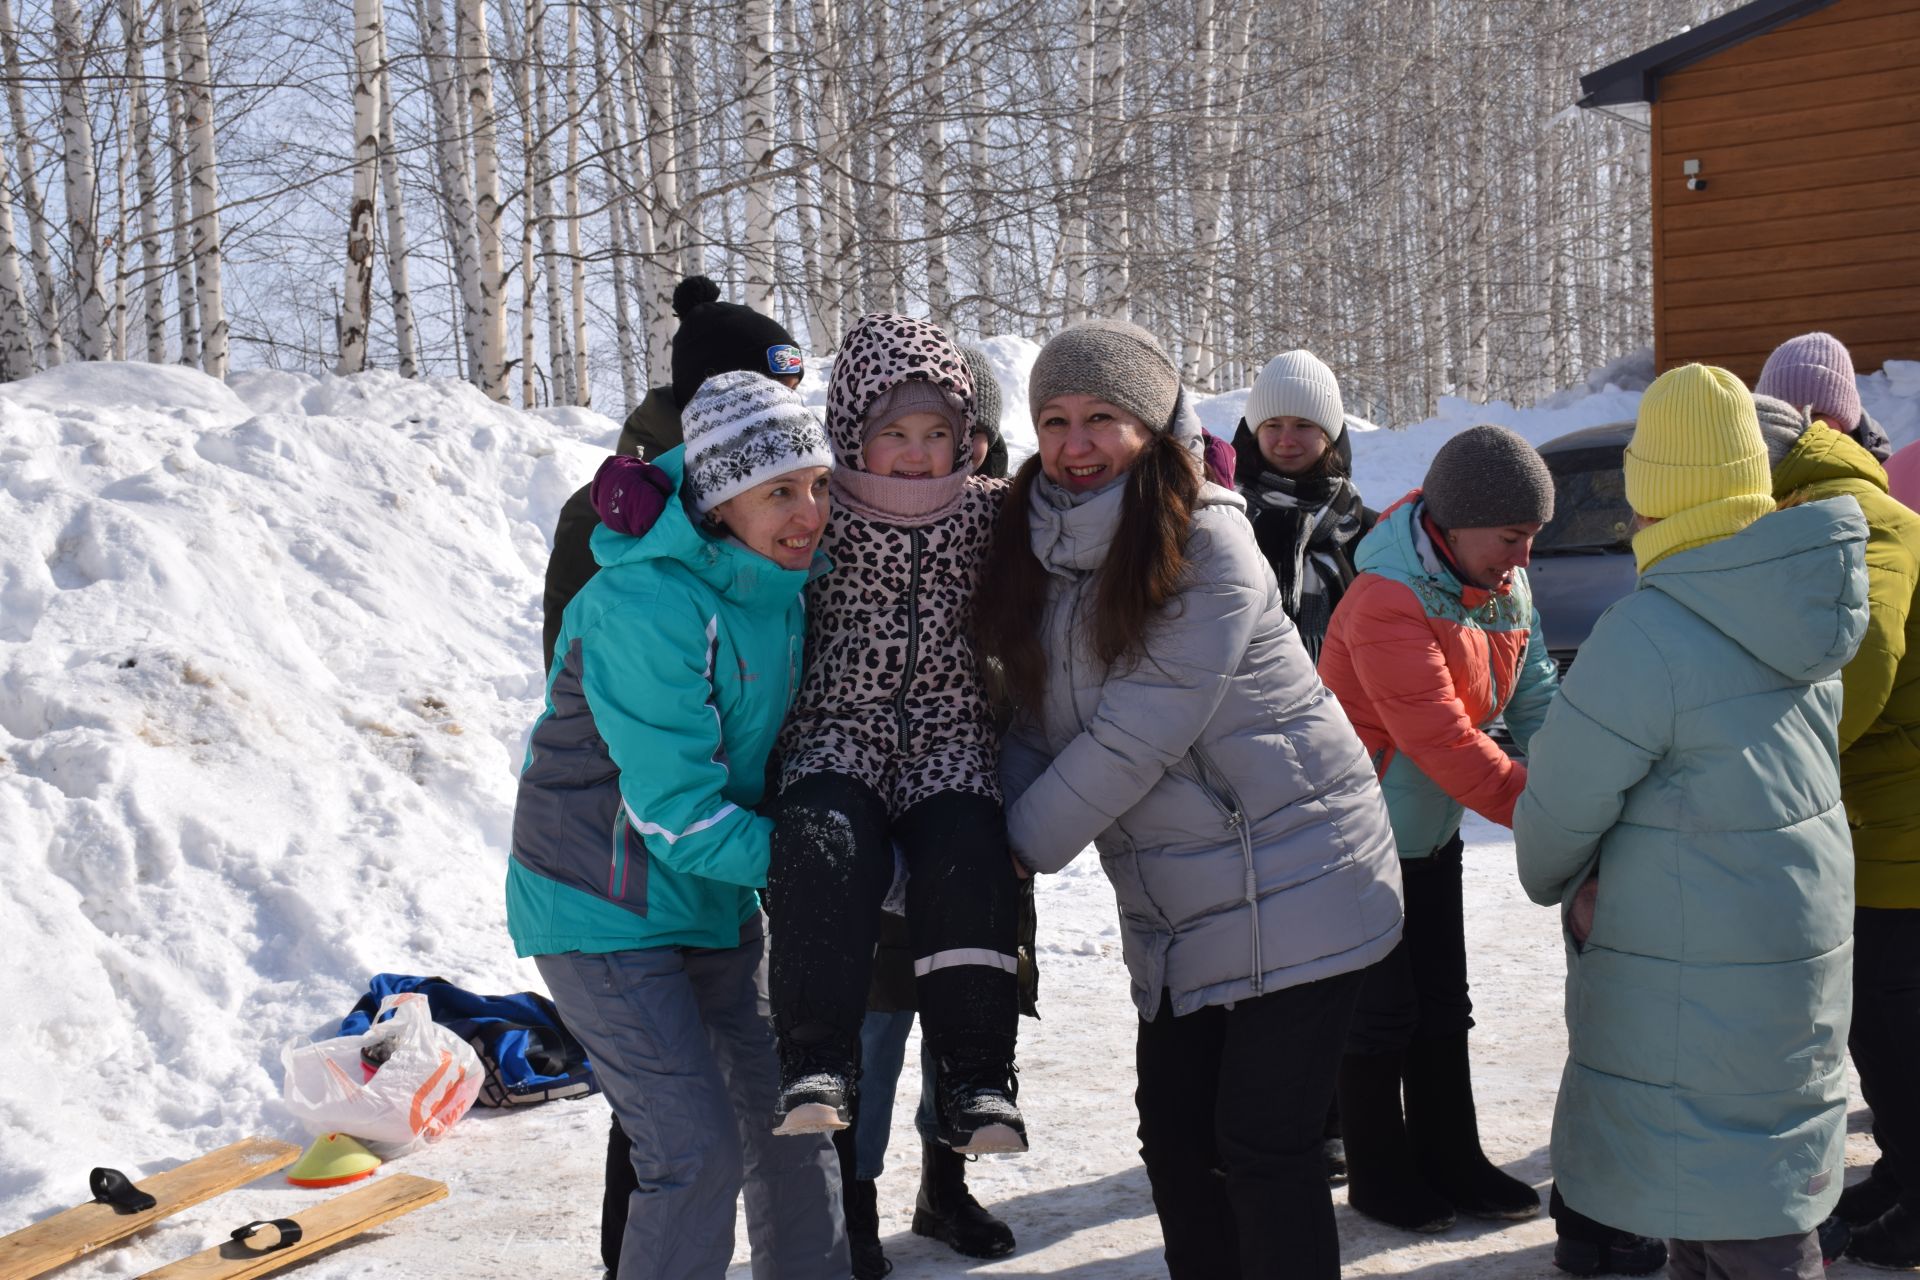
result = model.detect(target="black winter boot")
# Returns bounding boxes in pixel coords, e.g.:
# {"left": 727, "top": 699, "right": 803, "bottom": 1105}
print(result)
{"left": 601, "top": 1114, "right": 634, "bottom": 1275}
{"left": 845, "top": 1176, "right": 893, "bottom": 1279}
{"left": 932, "top": 1055, "right": 1027, "bottom": 1155}
{"left": 912, "top": 1141, "right": 1016, "bottom": 1259}
{"left": 1840, "top": 1163, "right": 1906, "bottom": 1228}
{"left": 1403, "top": 1031, "right": 1540, "bottom": 1221}
{"left": 1324, "top": 1095, "right": 1347, "bottom": 1184}
{"left": 772, "top": 1039, "right": 853, "bottom": 1135}
{"left": 1549, "top": 1184, "right": 1666, "bottom": 1277}
{"left": 1848, "top": 1201, "right": 1920, "bottom": 1270}
{"left": 1337, "top": 1051, "right": 1455, "bottom": 1233}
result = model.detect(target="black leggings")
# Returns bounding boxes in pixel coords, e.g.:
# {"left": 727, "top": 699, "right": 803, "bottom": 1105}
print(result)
{"left": 766, "top": 771, "right": 1020, "bottom": 1068}
{"left": 1345, "top": 832, "right": 1472, "bottom": 1055}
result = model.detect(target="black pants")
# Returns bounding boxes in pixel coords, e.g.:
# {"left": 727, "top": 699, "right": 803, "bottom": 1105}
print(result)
{"left": 1135, "top": 970, "right": 1365, "bottom": 1280}
{"left": 767, "top": 771, "right": 1020, "bottom": 1069}
{"left": 1852, "top": 906, "right": 1920, "bottom": 1208}
{"left": 1346, "top": 832, "right": 1472, "bottom": 1055}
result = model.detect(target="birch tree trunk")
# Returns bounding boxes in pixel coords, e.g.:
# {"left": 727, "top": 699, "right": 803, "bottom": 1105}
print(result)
{"left": 640, "top": 0, "right": 681, "bottom": 357}
{"left": 1062, "top": 0, "right": 1095, "bottom": 323}
{"left": 455, "top": 0, "right": 508, "bottom": 399}
{"left": 563, "top": 0, "right": 587, "bottom": 403}
{"left": 0, "top": 137, "right": 30, "bottom": 378}
{"left": 1461, "top": 3, "right": 1491, "bottom": 404}
{"left": 497, "top": 0, "right": 572, "bottom": 403}
{"left": 920, "top": 0, "right": 950, "bottom": 327}
{"left": 175, "top": 0, "right": 228, "bottom": 377}
{"left": 964, "top": 0, "right": 994, "bottom": 334}
{"left": 589, "top": 5, "right": 640, "bottom": 407}
{"left": 121, "top": 0, "right": 166, "bottom": 362}
{"left": 739, "top": 0, "right": 777, "bottom": 312}
{"left": 1091, "top": 0, "right": 1129, "bottom": 318}
{"left": 339, "top": 0, "right": 381, "bottom": 374}
{"left": 53, "top": 0, "right": 108, "bottom": 360}
{"left": 781, "top": 0, "right": 830, "bottom": 351}
{"left": 0, "top": 0, "right": 62, "bottom": 364}
{"left": 160, "top": 0, "right": 198, "bottom": 367}
{"left": 374, "top": 19, "right": 419, "bottom": 377}
{"left": 611, "top": 3, "right": 668, "bottom": 381}
{"left": 413, "top": 0, "right": 483, "bottom": 381}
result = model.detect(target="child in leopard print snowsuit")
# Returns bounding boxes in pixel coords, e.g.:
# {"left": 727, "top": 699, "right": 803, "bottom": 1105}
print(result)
{"left": 768, "top": 313, "right": 1025, "bottom": 1156}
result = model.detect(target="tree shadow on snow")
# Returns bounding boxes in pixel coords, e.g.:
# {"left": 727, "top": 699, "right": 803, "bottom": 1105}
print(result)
{"left": 1334, "top": 1145, "right": 1554, "bottom": 1267}
{"left": 877, "top": 1165, "right": 1165, "bottom": 1277}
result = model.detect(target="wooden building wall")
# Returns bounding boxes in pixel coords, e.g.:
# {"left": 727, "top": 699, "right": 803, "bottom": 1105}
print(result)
{"left": 1653, "top": 0, "right": 1920, "bottom": 383}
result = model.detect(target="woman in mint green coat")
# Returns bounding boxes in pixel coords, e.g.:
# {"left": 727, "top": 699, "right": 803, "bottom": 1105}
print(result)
{"left": 1514, "top": 365, "right": 1869, "bottom": 1278}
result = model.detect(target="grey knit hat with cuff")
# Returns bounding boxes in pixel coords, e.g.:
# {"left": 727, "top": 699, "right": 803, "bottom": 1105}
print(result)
{"left": 1421, "top": 424, "right": 1555, "bottom": 530}
{"left": 682, "top": 370, "right": 834, "bottom": 515}
{"left": 1028, "top": 319, "right": 1183, "bottom": 434}
{"left": 1752, "top": 393, "right": 1810, "bottom": 470}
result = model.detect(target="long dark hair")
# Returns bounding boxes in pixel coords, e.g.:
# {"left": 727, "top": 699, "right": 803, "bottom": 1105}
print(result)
{"left": 976, "top": 433, "right": 1202, "bottom": 711}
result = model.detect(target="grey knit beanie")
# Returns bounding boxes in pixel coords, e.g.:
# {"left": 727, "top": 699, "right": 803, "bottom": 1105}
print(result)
{"left": 1028, "top": 319, "right": 1182, "bottom": 433}
{"left": 681, "top": 370, "right": 833, "bottom": 515}
{"left": 960, "top": 345, "right": 1003, "bottom": 442}
{"left": 1752, "top": 394, "right": 1809, "bottom": 470}
{"left": 1422, "top": 424, "right": 1555, "bottom": 530}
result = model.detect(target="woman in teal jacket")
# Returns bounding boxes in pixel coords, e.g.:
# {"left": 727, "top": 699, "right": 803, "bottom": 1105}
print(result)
{"left": 508, "top": 372, "right": 847, "bottom": 1280}
{"left": 1515, "top": 365, "right": 1869, "bottom": 1279}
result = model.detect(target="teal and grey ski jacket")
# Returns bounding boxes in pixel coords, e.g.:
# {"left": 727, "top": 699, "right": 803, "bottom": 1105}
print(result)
{"left": 507, "top": 450, "right": 816, "bottom": 955}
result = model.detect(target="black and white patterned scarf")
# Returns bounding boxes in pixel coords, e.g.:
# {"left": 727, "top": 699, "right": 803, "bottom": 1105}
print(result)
{"left": 1245, "top": 470, "right": 1368, "bottom": 658}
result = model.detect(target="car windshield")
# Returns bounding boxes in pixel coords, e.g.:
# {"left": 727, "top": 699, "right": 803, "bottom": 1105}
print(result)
{"left": 1536, "top": 445, "right": 1632, "bottom": 554}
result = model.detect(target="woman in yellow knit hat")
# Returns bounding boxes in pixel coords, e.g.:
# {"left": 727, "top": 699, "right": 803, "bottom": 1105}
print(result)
{"left": 1515, "top": 363, "right": 1870, "bottom": 1280}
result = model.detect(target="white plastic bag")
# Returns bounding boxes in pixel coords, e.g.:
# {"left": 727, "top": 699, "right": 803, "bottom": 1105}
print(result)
{"left": 281, "top": 992, "right": 483, "bottom": 1157}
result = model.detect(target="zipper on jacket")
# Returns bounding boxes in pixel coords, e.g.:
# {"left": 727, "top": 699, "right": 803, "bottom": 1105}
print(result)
{"left": 894, "top": 527, "right": 924, "bottom": 754}
{"left": 1187, "top": 744, "right": 1265, "bottom": 995}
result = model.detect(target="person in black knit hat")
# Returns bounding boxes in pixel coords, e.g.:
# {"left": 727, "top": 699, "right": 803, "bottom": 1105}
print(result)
{"left": 540, "top": 275, "right": 804, "bottom": 673}
{"left": 532, "top": 273, "right": 803, "bottom": 1278}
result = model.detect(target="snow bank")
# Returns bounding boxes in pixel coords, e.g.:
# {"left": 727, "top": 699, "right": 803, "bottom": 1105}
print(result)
{"left": 0, "top": 362, "right": 608, "bottom": 1208}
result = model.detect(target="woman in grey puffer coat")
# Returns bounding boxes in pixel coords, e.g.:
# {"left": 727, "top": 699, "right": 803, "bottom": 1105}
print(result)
{"left": 977, "top": 319, "right": 1404, "bottom": 1280}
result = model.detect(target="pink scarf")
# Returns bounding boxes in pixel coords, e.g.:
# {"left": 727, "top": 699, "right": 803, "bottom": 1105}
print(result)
{"left": 831, "top": 463, "right": 975, "bottom": 527}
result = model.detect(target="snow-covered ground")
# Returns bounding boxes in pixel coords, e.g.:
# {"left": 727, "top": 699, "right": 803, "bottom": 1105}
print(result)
{"left": 2, "top": 352, "right": 1914, "bottom": 1277}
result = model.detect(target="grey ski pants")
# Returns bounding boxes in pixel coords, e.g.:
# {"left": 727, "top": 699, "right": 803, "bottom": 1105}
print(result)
{"left": 1666, "top": 1231, "right": 1822, "bottom": 1280}
{"left": 537, "top": 915, "right": 847, "bottom": 1280}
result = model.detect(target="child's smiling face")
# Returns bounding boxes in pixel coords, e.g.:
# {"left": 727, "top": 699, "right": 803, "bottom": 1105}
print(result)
{"left": 863, "top": 411, "right": 957, "bottom": 478}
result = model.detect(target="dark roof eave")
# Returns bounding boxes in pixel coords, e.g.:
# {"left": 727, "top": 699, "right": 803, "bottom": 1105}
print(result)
{"left": 1577, "top": 0, "right": 1839, "bottom": 107}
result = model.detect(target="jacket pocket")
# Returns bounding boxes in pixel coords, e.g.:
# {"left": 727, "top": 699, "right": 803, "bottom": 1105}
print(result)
{"left": 1185, "top": 744, "right": 1264, "bottom": 994}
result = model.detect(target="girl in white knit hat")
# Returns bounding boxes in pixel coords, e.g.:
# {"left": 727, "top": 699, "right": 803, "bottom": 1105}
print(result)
{"left": 1230, "top": 350, "right": 1378, "bottom": 660}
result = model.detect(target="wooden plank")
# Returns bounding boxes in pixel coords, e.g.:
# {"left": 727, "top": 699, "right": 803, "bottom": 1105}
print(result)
{"left": 1659, "top": 146, "right": 1920, "bottom": 204}
{"left": 1651, "top": 100, "right": 1668, "bottom": 372}
{"left": 1662, "top": 174, "right": 1920, "bottom": 231}
{"left": 136, "top": 1175, "right": 447, "bottom": 1280}
{"left": 1695, "top": 5, "right": 1920, "bottom": 71}
{"left": 1659, "top": 120, "right": 1920, "bottom": 184}
{"left": 1667, "top": 287, "right": 1920, "bottom": 335}
{"left": 1661, "top": 341, "right": 1918, "bottom": 380}
{"left": 1664, "top": 92, "right": 1920, "bottom": 152}
{"left": 1662, "top": 34, "right": 1920, "bottom": 101}
{"left": 1776, "top": 0, "right": 1920, "bottom": 30}
{"left": 1667, "top": 230, "right": 1920, "bottom": 280}
{"left": 1659, "top": 65, "right": 1919, "bottom": 129}
{"left": 1665, "top": 200, "right": 1920, "bottom": 256}
{"left": 1665, "top": 257, "right": 1920, "bottom": 308}
{"left": 0, "top": 1139, "right": 301, "bottom": 1280}
{"left": 1661, "top": 311, "right": 1920, "bottom": 355}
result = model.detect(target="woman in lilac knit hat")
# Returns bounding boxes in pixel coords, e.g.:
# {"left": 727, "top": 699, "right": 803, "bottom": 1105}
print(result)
{"left": 1755, "top": 332, "right": 1891, "bottom": 461}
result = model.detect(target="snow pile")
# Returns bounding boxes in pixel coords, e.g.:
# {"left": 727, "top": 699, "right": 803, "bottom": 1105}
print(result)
{"left": 0, "top": 362, "right": 608, "bottom": 1209}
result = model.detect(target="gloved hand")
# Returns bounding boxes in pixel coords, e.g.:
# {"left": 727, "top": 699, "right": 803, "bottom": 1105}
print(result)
{"left": 590, "top": 455, "right": 673, "bottom": 536}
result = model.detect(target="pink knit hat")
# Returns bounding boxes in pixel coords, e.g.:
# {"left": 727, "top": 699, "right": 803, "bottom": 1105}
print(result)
{"left": 1754, "top": 332, "right": 1862, "bottom": 432}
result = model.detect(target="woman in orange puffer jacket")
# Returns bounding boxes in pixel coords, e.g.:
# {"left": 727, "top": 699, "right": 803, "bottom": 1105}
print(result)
{"left": 1318, "top": 425, "right": 1561, "bottom": 1237}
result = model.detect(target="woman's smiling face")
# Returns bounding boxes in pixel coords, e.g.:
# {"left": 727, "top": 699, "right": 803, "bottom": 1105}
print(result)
{"left": 1035, "top": 394, "right": 1151, "bottom": 493}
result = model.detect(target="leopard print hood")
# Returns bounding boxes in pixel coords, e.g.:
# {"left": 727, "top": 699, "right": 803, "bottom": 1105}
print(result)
{"left": 826, "top": 313, "right": 979, "bottom": 472}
